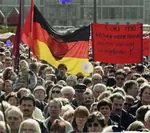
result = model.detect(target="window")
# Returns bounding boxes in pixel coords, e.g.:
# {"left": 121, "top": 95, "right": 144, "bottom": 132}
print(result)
{"left": 124, "top": 0, "right": 143, "bottom": 5}
{"left": 83, "top": 0, "right": 93, "bottom": 5}
{"left": 102, "top": 7, "right": 122, "bottom": 19}
{"left": 124, "top": 7, "right": 143, "bottom": 19}
{"left": 102, "top": 0, "right": 122, "bottom": 5}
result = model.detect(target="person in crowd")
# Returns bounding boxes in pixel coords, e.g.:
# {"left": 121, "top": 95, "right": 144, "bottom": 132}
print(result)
{"left": 5, "top": 92, "right": 18, "bottom": 106}
{"left": 37, "top": 76, "right": 46, "bottom": 87}
{"left": 130, "top": 83, "right": 150, "bottom": 116}
{"left": 90, "top": 102, "right": 98, "bottom": 113}
{"left": 62, "top": 109, "right": 74, "bottom": 124}
{"left": 83, "top": 88, "right": 94, "bottom": 111}
{"left": 115, "top": 69, "right": 127, "bottom": 88}
{"left": 2, "top": 67, "right": 14, "bottom": 81}
{"left": 123, "top": 80, "right": 139, "bottom": 99}
{"left": 50, "top": 119, "right": 66, "bottom": 133}
{"left": 18, "top": 119, "right": 41, "bottom": 133}
{"left": 123, "top": 95, "right": 135, "bottom": 112}
{"left": 19, "top": 94, "right": 48, "bottom": 133}
{"left": 92, "top": 83, "right": 107, "bottom": 102}
{"left": 3, "top": 79, "right": 13, "bottom": 95}
{"left": 127, "top": 120, "right": 148, "bottom": 131}
{"left": 29, "top": 62, "right": 39, "bottom": 76}
{"left": 14, "top": 60, "right": 37, "bottom": 91}
{"left": 97, "top": 90, "right": 112, "bottom": 101}
{"left": 112, "top": 87, "right": 126, "bottom": 96}
{"left": 93, "top": 66, "right": 104, "bottom": 76}
{"left": 0, "top": 121, "right": 11, "bottom": 133}
{"left": 72, "top": 83, "right": 86, "bottom": 108}
{"left": 38, "top": 64, "right": 49, "bottom": 78}
{"left": 4, "top": 57, "right": 13, "bottom": 67}
{"left": 109, "top": 93, "right": 135, "bottom": 129}
{"left": 144, "top": 110, "right": 150, "bottom": 130}
{"left": 86, "top": 111, "right": 106, "bottom": 133}
{"left": 71, "top": 106, "right": 89, "bottom": 132}
{"left": 66, "top": 75, "right": 77, "bottom": 87}
{"left": 44, "top": 98, "right": 73, "bottom": 133}
{"left": 136, "top": 105, "right": 150, "bottom": 123}
{"left": 137, "top": 77, "right": 148, "bottom": 87}
{"left": 44, "top": 84, "right": 63, "bottom": 118}
{"left": 106, "top": 77, "right": 116, "bottom": 87}
{"left": 56, "top": 63, "right": 68, "bottom": 81}
{"left": 5, "top": 106, "right": 23, "bottom": 133}
{"left": 91, "top": 73, "right": 102, "bottom": 87}
{"left": 61, "top": 86, "right": 75, "bottom": 103}
{"left": 33, "top": 85, "right": 47, "bottom": 111}
{"left": 83, "top": 77, "right": 92, "bottom": 88}
{"left": 98, "top": 98, "right": 117, "bottom": 126}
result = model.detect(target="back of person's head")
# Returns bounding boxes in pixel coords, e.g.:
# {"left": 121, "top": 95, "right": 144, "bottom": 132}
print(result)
{"left": 136, "top": 105, "right": 150, "bottom": 122}
{"left": 18, "top": 119, "right": 41, "bottom": 133}
{"left": 50, "top": 119, "right": 66, "bottom": 133}
{"left": 127, "top": 120, "right": 145, "bottom": 131}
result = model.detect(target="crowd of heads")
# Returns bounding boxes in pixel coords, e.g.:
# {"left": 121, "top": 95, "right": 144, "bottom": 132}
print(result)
{"left": 0, "top": 41, "right": 150, "bottom": 132}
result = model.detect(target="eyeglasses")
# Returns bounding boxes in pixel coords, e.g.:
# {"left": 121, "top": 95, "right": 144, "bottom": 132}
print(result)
{"left": 116, "top": 77, "right": 125, "bottom": 81}
{"left": 88, "top": 123, "right": 99, "bottom": 127}
{"left": 124, "top": 103, "right": 132, "bottom": 107}
{"left": 52, "top": 90, "right": 60, "bottom": 94}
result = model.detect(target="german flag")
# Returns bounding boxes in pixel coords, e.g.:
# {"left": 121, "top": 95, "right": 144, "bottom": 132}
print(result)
{"left": 22, "top": 1, "right": 90, "bottom": 75}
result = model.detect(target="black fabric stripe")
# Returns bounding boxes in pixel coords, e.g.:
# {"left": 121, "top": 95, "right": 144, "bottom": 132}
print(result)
{"left": 33, "top": 5, "right": 90, "bottom": 42}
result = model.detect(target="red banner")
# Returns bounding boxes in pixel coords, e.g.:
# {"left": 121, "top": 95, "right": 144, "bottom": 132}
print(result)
{"left": 143, "top": 33, "right": 150, "bottom": 56}
{"left": 92, "top": 23, "right": 143, "bottom": 64}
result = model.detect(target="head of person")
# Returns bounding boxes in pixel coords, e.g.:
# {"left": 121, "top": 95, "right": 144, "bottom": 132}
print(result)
{"left": 74, "top": 106, "right": 89, "bottom": 128}
{"left": 17, "top": 88, "right": 31, "bottom": 100}
{"left": 29, "top": 63, "right": 38, "bottom": 75}
{"left": 50, "top": 119, "right": 66, "bottom": 133}
{"left": 4, "top": 57, "right": 12, "bottom": 67}
{"left": 93, "top": 66, "right": 104, "bottom": 76}
{"left": 49, "top": 98, "right": 62, "bottom": 118}
{"left": 106, "top": 77, "right": 116, "bottom": 87}
{"left": 83, "top": 89, "right": 94, "bottom": 107}
{"left": 2, "top": 67, "right": 14, "bottom": 81}
{"left": 5, "top": 92, "right": 18, "bottom": 106}
{"left": 19, "top": 94, "right": 36, "bottom": 119}
{"left": 137, "top": 77, "right": 148, "bottom": 87}
{"left": 139, "top": 83, "right": 150, "bottom": 104}
{"left": 33, "top": 85, "right": 46, "bottom": 101}
{"left": 97, "top": 90, "right": 112, "bottom": 101}
{"left": 19, "top": 60, "right": 29, "bottom": 72}
{"left": 115, "top": 69, "right": 126, "bottom": 87}
{"left": 123, "top": 80, "right": 139, "bottom": 98}
{"left": 87, "top": 111, "right": 105, "bottom": 132}
{"left": 3, "top": 80, "right": 13, "bottom": 94}
{"left": 0, "top": 121, "right": 11, "bottom": 133}
{"left": 90, "top": 102, "right": 98, "bottom": 113}
{"left": 5, "top": 106, "right": 23, "bottom": 132}
{"left": 136, "top": 105, "right": 150, "bottom": 123}
{"left": 144, "top": 110, "right": 150, "bottom": 130}
{"left": 93, "top": 83, "right": 107, "bottom": 100}
{"left": 62, "top": 109, "right": 74, "bottom": 124}
{"left": 127, "top": 120, "right": 145, "bottom": 131}
{"left": 97, "top": 98, "right": 112, "bottom": 118}
{"left": 83, "top": 77, "right": 92, "bottom": 88}
{"left": 92, "top": 74, "right": 102, "bottom": 86}
{"left": 49, "top": 84, "right": 63, "bottom": 100}
{"left": 112, "top": 87, "right": 126, "bottom": 96}
{"left": 57, "top": 63, "right": 67, "bottom": 75}
{"left": 123, "top": 95, "right": 135, "bottom": 112}
{"left": 61, "top": 86, "right": 75, "bottom": 102}
{"left": 66, "top": 75, "right": 77, "bottom": 87}
{"left": 109, "top": 93, "right": 125, "bottom": 115}
{"left": 74, "top": 83, "right": 86, "bottom": 102}
{"left": 18, "top": 119, "right": 41, "bottom": 133}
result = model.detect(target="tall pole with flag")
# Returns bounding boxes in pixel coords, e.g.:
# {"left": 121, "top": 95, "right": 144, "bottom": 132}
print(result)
{"left": 13, "top": 0, "right": 22, "bottom": 73}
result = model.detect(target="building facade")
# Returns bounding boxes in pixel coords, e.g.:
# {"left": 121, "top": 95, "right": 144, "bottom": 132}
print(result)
{"left": 0, "top": 0, "right": 149, "bottom": 27}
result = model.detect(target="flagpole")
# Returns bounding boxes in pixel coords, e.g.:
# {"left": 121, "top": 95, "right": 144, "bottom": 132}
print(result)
{"left": 93, "top": 0, "right": 97, "bottom": 23}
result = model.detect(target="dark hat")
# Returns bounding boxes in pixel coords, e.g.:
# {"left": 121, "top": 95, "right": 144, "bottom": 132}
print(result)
{"left": 74, "top": 83, "right": 86, "bottom": 92}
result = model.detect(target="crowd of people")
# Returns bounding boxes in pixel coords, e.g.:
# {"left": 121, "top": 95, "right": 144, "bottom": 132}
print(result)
{"left": 0, "top": 41, "right": 150, "bottom": 133}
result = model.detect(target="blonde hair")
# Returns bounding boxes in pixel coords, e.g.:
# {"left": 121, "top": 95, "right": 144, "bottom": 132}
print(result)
{"left": 18, "top": 119, "right": 41, "bottom": 133}
{"left": 127, "top": 120, "right": 145, "bottom": 131}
